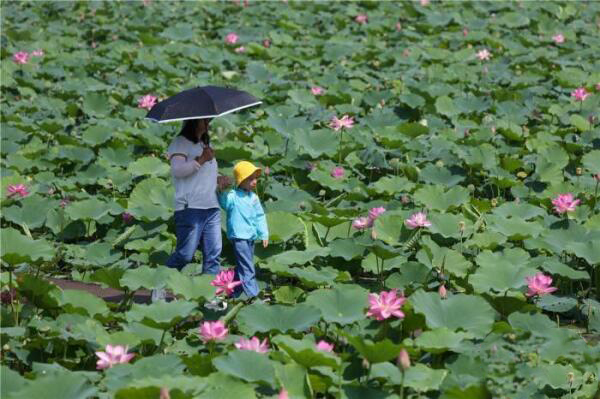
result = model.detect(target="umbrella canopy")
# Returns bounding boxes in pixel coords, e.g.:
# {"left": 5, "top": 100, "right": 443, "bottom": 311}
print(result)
{"left": 146, "top": 85, "right": 262, "bottom": 123}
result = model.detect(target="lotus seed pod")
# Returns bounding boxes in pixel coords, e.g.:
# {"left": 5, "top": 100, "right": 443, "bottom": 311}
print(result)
{"left": 371, "top": 228, "right": 377, "bottom": 240}
{"left": 362, "top": 358, "right": 370, "bottom": 369}
{"left": 319, "top": 189, "right": 326, "bottom": 196}
{"left": 435, "top": 160, "right": 444, "bottom": 168}
{"left": 458, "top": 221, "right": 465, "bottom": 232}
{"left": 401, "top": 195, "right": 410, "bottom": 204}
{"left": 576, "top": 167, "right": 582, "bottom": 176}
{"left": 397, "top": 349, "right": 411, "bottom": 370}
{"left": 517, "top": 171, "right": 527, "bottom": 179}
{"left": 567, "top": 372, "right": 575, "bottom": 385}
{"left": 3, "top": 344, "right": 9, "bottom": 351}
{"left": 467, "top": 184, "right": 475, "bottom": 192}
{"left": 491, "top": 198, "right": 498, "bottom": 207}
{"left": 389, "top": 158, "right": 401, "bottom": 168}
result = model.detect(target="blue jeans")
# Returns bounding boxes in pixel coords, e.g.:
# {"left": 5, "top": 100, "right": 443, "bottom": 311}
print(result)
{"left": 231, "top": 239, "right": 259, "bottom": 298}
{"left": 166, "top": 208, "right": 222, "bottom": 274}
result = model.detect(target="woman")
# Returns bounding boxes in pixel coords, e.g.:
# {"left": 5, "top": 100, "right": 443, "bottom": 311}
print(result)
{"left": 164, "top": 118, "right": 225, "bottom": 276}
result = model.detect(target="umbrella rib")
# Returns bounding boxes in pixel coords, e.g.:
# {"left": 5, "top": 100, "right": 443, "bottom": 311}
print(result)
{"left": 146, "top": 101, "right": 263, "bottom": 123}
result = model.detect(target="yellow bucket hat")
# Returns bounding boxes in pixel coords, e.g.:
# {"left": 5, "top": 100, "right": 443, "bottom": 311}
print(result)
{"left": 233, "top": 161, "right": 261, "bottom": 185}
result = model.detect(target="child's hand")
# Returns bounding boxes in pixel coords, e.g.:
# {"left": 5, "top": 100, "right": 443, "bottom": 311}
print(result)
{"left": 262, "top": 240, "right": 269, "bottom": 248}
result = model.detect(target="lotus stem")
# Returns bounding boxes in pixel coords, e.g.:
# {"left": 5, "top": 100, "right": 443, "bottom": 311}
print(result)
{"left": 400, "top": 371, "right": 405, "bottom": 399}
{"left": 338, "top": 130, "right": 343, "bottom": 164}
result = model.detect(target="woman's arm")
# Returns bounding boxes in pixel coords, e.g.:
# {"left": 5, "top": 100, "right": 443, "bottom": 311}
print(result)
{"left": 170, "top": 155, "right": 201, "bottom": 178}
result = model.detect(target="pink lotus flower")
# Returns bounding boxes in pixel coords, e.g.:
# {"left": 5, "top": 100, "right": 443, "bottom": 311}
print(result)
{"left": 595, "top": 174, "right": 600, "bottom": 182}
{"left": 352, "top": 217, "right": 369, "bottom": 230}
{"left": 225, "top": 33, "right": 239, "bottom": 44}
{"left": 525, "top": 272, "right": 557, "bottom": 297}
{"left": 235, "top": 336, "right": 269, "bottom": 353}
{"left": 159, "top": 387, "right": 170, "bottom": 399}
{"left": 210, "top": 269, "right": 242, "bottom": 297}
{"left": 316, "top": 340, "right": 334, "bottom": 352}
{"left": 397, "top": 349, "right": 411, "bottom": 370}
{"left": 234, "top": 46, "right": 246, "bottom": 53}
{"left": 31, "top": 49, "right": 44, "bottom": 57}
{"left": 138, "top": 94, "right": 157, "bottom": 110}
{"left": 199, "top": 320, "right": 228, "bottom": 342}
{"left": 264, "top": 166, "right": 271, "bottom": 176}
{"left": 438, "top": 284, "right": 447, "bottom": 299}
{"left": 95, "top": 344, "right": 135, "bottom": 369}
{"left": 355, "top": 14, "right": 368, "bottom": 24}
{"left": 279, "top": 390, "right": 289, "bottom": 399}
{"left": 405, "top": 212, "right": 432, "bottom": 229}
{"left": 7, "top": 184, "right": 29, "bottom": 198}
{"left": 368, "top": 207, "right": 386, "bottom": 226}
{"left": 596, "top": 83, "right": 600, "bottom": 91}
{"left": 366, "top": 289, "right": 407, "bottom": 321}
{"left": 571, "top": 87, "right": 589, "bottom": 102}
{"left": 12, "top": 51, "right": 29, "bottom": 64}
{"left": 552, "top": 33, "right": 565, "bottom": 44}
{"left": 551, "top": 193, "right": 580, "bottom": 214}
{"left": 330, "top": 115, "right": 355, "bottom": 131}
{"left": 476, "top": 49, "right": 491, "bottom": 61}
{"left": 396, "top": 22, "right": 402, "bottom": 31}
{"left": 463, "top": 28, "right": 469, "bottom": 37}
{"left": 122, "top": 212, "right": 134, "bottom": 223}
{"left": 263, "top": 39, "right": 271, "bottom": 48}
{"left": 331, "top": 166, "right": 345, "bottom": 179}
{"left": 420, "top": 0, "right": 430, "bottom": 5}
{"left": 311, "top": 86, "right": 325, "bottom": 96}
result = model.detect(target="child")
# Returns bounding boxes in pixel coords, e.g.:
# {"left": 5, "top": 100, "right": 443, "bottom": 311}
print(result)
{"left": 217, "top": 161, "right": 269, "bottom": 301}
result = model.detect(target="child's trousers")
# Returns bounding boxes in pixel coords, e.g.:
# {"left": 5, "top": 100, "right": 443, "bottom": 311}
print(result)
{"left": 231, "top": 238, "right": 259, "bottom": 298}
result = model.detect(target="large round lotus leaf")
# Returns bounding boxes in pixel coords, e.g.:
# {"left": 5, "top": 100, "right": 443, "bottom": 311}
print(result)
{"left": 428, "top": 212, "right": 473, "bottom": 239}
{"left": 305, "top": 284, "right": 369, "bottom": 325}
{"left": 5, "top": 372, "right": 97, "bottom": 399}
{"left": 469, "top": 249, "right": 536, "bottom": 295}
{"left": 269, "top": 248, "right": 330, "bottom": 266}
{"left": 266, "top": 211, "right": 304, "bottom": 242}
{"left": 90, "top": 268, "right": 126, "bottom": 291}
{"left": 492, "top": 202, "right": 546, "bottom": 220}
{"left": 273, "top": 335, "right": 339, "bottom": 369}
{"left": 52, "top": 289, "right": 109, "bottom": 317}
{"left": 83, "top": 91, "right": 111, "bottom": 116}
{"left": 1, "top": 227, "right": 55, "bottom": 265}
{"left": 419, "top": 164, "right": 465, "bottom": 187}
{"left": 213, "top": 350, "right": 275, "bottom": 386}
{"left": 328, "top": 238, "right": 366, "bottom": 260}
{"left": 120, "top": 265, "right": 177, "bottom": 290}
{"left": 343, "top": 334, "right": 403, "bottom": 364}
{"left": 370, "top": 175, "right": 415, "bottom": 196}
{"left": 508, "top": 312, "right": 557, "bottom": 336}
{"left": 410, "top": 290, "right": 496, "bottom": 338}
{"left": 486, "top": 215, "right": 544, "bottom": 240}
{"left": 536, "top": 295, "right": 577, "bottom": 313}
{"left": 404, "top": 363, "right": 448, "bottom": 392}
{"left": 128, "top": 178, "right": 174, "bottom": 221}
{"left": 582, "top": 150, "right": 600, "bottom": 174}
{"left": 414, "top": 327, "right": 471, "bottom": 354}
{"left": 372, "top": 212, "right": 411, "bottom": 246}
{"left": 128, "top": 156, "right": 170, "bottom": 177}
{"left": 65, "top": 198, "right": 112, "bottom": 221}
{"left": 269, "top": 265, "right": 339, "bottom": 288}
{"left": 294, "top": 129, "right": 338, "bottom": 158}
{"left": 274, "top": 363, "right": 311, "bottom": 399}
{"left": 566, "top": 241, "right": 600, "bottom": 265}
{"left": 125, "top": 300, "right": 197, "bottom": 330}
{"left": 413, "top": 185, "right": 470, "bottom": 211}
{"left": 2, "top": 195, "right": 50, "bottom": 229}
{"left": 166, "top": 273, "right": 214, "bottom": 301}
{"left": 529, "top": 256, "right": 589, "bottom": 281}
{"left": 196, "top": 373, "right": 257, "bottom": 399}
{"left": 1, "top": 366, "right": 27, "bottom": 398}
{"left": 435, "top": 95, "right": 459, "bottom": 117}
{"left": 236, "top": 303, "right": 321, "bottom": 334}
{"left": 97, "top": 331, "right": 142, "bottom": 350}
{"left": 104, "top": 355, "right": 185, "bottom": 393}
{"left": 417, "top": 236, "right": 471, "bottom": 278}
{"left": 81, "top": 125, "right": 112, "bottom": 146}
{"left": 531, "top": 364, "right": 582, "bottom": 391}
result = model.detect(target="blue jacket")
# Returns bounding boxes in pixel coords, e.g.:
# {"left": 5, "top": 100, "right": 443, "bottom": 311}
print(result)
{"left": 218, "top": 189, "right": 269, "bottom": 241}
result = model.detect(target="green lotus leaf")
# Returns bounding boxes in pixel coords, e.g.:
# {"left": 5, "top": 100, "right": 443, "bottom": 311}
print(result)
{"left": 417, "top": 236, "right": 471, "bottom": 278}
{"left": 90, "top": 268, "right": 126, "bottom": 291}
{"left": 486, "top": 215, "right": 544, "bottom": 240}
{"left": 128, "top": 178, "right": 174, "bottom": 221}
{"left": 370, "top": 176, "right": 415, "bottom": 196}
{"left": 213, "top": 350, "right": 275, "bottom": 386}
{"left": 435, "top": 96, "right": 459, "bottom": 117}
{"left": 508, "top": 311, "right": 556, "bottom": 336}
{"left": 410, "top": 290, "right": 496, "bottom": 338}
{"left": 274, "top": 363, "right": 311, "bottom": 399}
{"left": 53, "top": 289, "right": 109, "bottom": 317}
{"left": 2, "top": 195, "right": 51, "bottom": 229}
{"left": 582, "top": 150, "right": 600, "bottom": 174}
{"left": 305, "top": 284, "right": 368, "bottom": 325}
{"left": 294, "top": 129, "right": 338, "bottom": 158}
{"left": 166, "top": 272, "right": 214, "bottom": 301}
{"left": 121, "top": 265, "right": 176, "bottom": 291}
{"left": 83, "top": 91, "right": 111, "bottom": 116}
{"left": 344, "top": 334, "right": 403, "bottom": 363}
{"left": 125, "top": 300, "right": 197, "bottom": 329}
{"left": 531, "top": 364, "right": 582, "bottom": 391}
{"left": 1, "top": 227, "right": 55, "bottom": 265}
{"left": 469, "top": 249, "right": 536, "bottom": 294}
{"left": 566, "top": 241, "right": 600, "bottom": 265}
{"left": 196, "top": 373, "right": 257, "bottom": 399}
{"left": 419, "top": 165, "right": 465, "bottom": 187}
{"left": 413, "top": 185, "right": 470, "bottom": 211}
{"left": 273, "top": 335, "right": 339, "bottom": 369}
{"left": 5, "top": 372, "right": 97, "bottom": 399}
{"left": 328, "top": 238, "right": 366, "bottom": 260}
{"left": 103, "top": 355, "right": 185, "bottom": 393}
{"left": 65, "top": 198, "right": 112, "bottom": 221}
{"left": 268, "top": 248, "right": 330, "bottom": 266}
{"left": 1, "top": 366, "right": 28, "bottom": 398}
{"left": 536, "top": 295, "right": 577, "bottom": 313}
{"left": 404, "top": 363, "right": 448, "bottom": 392}
{"left": 267, "top": 211, "right": 305, "bottom": 242}
{"left": 128, "top": 156, "right": 170, "bottom": 177}
{"left": 236, "top": 303, "right": 321, "bottom": 334}
{"left": 414, "top": 328, "right": 471, "bottom": 354}
{"left": 81, "top": 124, "right": 112, "bottom": 146}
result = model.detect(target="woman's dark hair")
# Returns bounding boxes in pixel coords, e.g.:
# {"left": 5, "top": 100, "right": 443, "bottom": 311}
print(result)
{"left": 179, "top": 119, "right": 210, "bottom": 145}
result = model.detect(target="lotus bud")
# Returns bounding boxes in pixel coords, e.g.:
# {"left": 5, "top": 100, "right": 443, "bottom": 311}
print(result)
{"left": 396, "top": 22, "right": 402, "bottom": 31}
{"left": 435, "top": 160, "right": 444, "bottom": 168}
{"left": 389, "top": 158, "right": 401, "bottom": 168}
{"left": 401, "top": 195, "right": 410, "bottom": 204}
{"left": 458, "top": 221, "right": 465, "bottom": 233}
{"left": 371, "top": 228, "right": 377, "bottom": 240}
{"left": 264, "top": 166, "right": 271, "bottom": 176}
{"left": 397, "top": 349, "right": 411, "bottom": 370}
{"left": 160, "top": 387, "right": 171, "bottom": 399}
{"left": 491, "top": 344, "right": 497, "bottom": 354}
{"left": 263, "top": 39, "right": 271, "bottom": 48}
{"left": 362, "top": 358, "right": 370, "bottom": 369}
{"left": 595, "top": 174, "right": 600, "bottom": 182}
{"left": 438, "top": 284, "right": 447, "bottom": 299}
{"left": 567, "top": 372, "right": 575, "bottom": 385}
{"left": 491, "top": 198, "right": 498, "bottom": 207}
{"left": 576, "top": 167, "right": 582, "bottom": 176}
{"left": 2, "top": 344, "right": 9, "bottom": 351}
{"left": 319, "top": 189, "right": 326, "bottom": 196}
{"left": 47, "top": 187, "right": 55, "bottom": 195}
{"left": 467, "top": 184, "right": 475, "bottom": 192}
{"left": 516, "top": 171, "right": 527, "bottom": 179}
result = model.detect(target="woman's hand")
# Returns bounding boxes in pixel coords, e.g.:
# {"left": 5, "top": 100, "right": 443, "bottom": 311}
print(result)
{"left": 195, "top": 147, "right": 214, "bottom": 165}
{"left": 217, "top": 175, "right": 232, "bottom": 191}
{"left": 262, "top": 240, "right": 269, "bottom": 248}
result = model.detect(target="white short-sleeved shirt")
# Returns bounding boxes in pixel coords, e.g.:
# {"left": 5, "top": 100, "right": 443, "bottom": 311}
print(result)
{"left": 166, "top": 135, "right": 219, "bottom": 211}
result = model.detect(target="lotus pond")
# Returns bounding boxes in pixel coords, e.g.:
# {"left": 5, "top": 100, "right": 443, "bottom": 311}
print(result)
{"left": 1, "top": 1, "right": 600, "bottom": 398}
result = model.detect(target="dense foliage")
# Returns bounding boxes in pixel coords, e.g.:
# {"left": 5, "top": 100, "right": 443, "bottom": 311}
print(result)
{"left": 1, "top": 1, "right": 600, "bottom": 398}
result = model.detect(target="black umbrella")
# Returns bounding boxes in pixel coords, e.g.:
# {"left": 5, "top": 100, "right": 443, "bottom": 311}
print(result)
{"left": 146, "top": 85, "right": 262, "bottom": 123}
